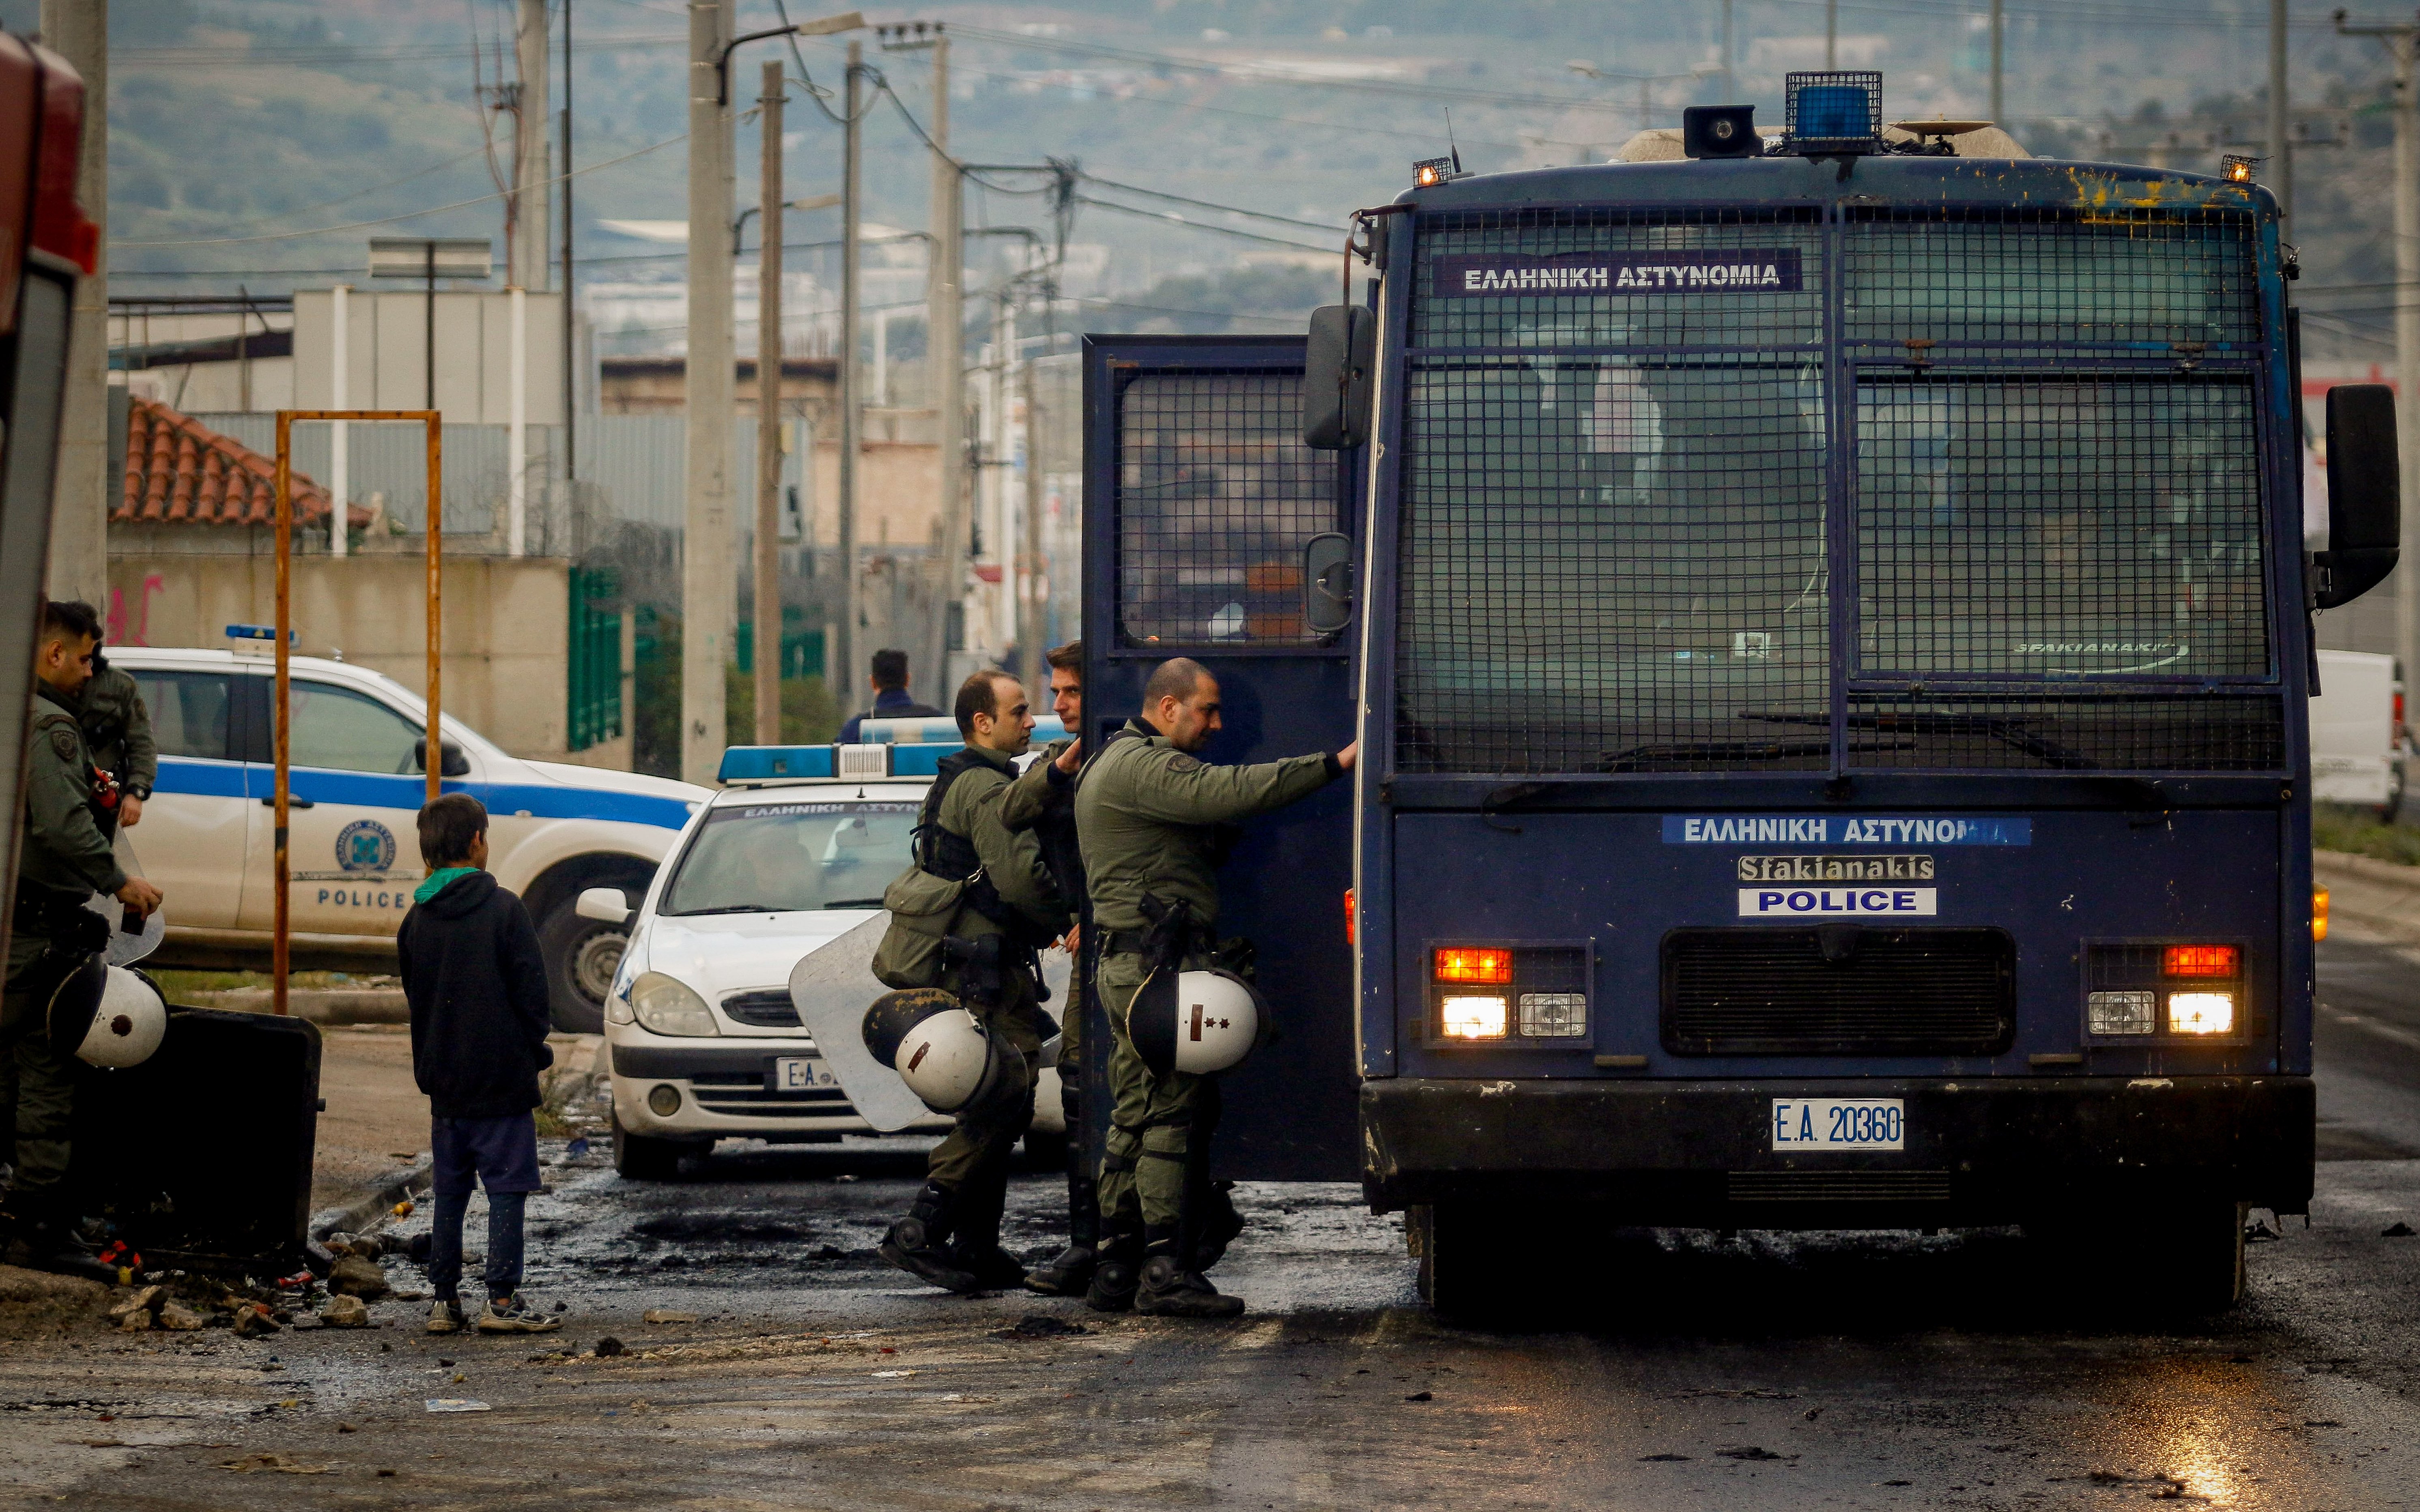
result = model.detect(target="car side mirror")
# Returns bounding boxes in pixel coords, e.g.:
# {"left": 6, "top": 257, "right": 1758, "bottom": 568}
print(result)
{"left": 575, "top": 887, "right": 631, "bottom": 924}
{"left": 413, "top": 736, "right": 471, "bottom": 778}
{"left": 2317, "top": 383, "right": 2401, "bottom": 609}
{"left": 1302, "top": 532, "right": 1355, "bottom": 635}
{"left": 1302, "top": 305, "right": 1375, "bottom": 450}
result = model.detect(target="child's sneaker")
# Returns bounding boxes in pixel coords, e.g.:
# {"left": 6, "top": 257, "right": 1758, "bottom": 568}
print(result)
{"left": 426, "top": 1298, "right": 466, "bottom": 1334}
{"left": 475, "top": 1293, "right": 561, "bottom": 1333}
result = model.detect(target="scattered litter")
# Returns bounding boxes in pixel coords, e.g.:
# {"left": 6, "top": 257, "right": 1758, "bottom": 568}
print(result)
{"left": 2383, "top": 1222, "right": 2416, "bottom": 1238}
{"left": 642, "top": 1310, "right": 698, "bottom": 1325}
{"left": 594, "top": 1337, "right": 626, "bottom": 1358}
{"left": 994, "top": 1315, "right": 1088, "bottom": 1341}
{"left": 107, "top": 1286, "right": 163, "bottom": 1323}
{"left": 157, "top": 1303, "right": 204, "bottom": 1332}
{"left": 231, "top": 1305, "right": 279, "bottom": 1339}
{"left": 872, "top": 1369, "right": 917, "bottom": 1379}
{"left": 327, "top": 1256, "right": 391, "bottom": 1300}
{"left": 217, "top": 1453, "right": 329, "bottom": 1474}
{"left": 1404, "top": 1391, "right": 1433, "bottom": 1402}
{"left": 566, "top": 1138, "right": 591, "bottom": 1157}
{"left": 1717, "top": 1447, "right": 1794, "bottom": 1461}
{"left": 424, "top": 1399, "right": 490, "bottom": 1413}
{"left": 393, "top": 1199, "right": 415, "bottom": 1218}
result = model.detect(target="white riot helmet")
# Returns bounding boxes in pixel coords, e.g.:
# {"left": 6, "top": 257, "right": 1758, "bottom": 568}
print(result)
{"left": 1131, "top": 967, "right": 1265, "bottom": 1077}
{"left": 863, "top": 988, "right": 1010, "bottom": 1115}
{"left": 74, "top": 966, "right": 168, "bottom": 1068}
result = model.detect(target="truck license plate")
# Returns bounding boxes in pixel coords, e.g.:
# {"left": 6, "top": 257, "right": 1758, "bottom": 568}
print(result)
{"left": 775, "top": 1057, "right": 839, "bottom": 1092}
{"left": 1770, "top": 1098, "right": 1904, "bottom": 1151}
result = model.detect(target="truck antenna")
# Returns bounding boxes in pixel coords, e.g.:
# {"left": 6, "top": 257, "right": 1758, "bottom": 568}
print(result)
{"left": 1446, "top": 107, "right": 1463, "bottom": 175}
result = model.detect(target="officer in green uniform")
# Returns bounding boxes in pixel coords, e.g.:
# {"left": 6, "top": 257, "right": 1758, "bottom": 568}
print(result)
{"left": 999, "top": 640, "right": 1095, "bottom": 1295}
{"left": 76, "top": 630, "right": 156, "bottom": 841}
{"left": 1075, "top": 656, "right": 1356, "bottom": 1318}
{"left": 2, "top": 602, "right": 165, "bottom": 1265}
{"left": 878, "top": 669, "right": 1071, "bottom": 1295}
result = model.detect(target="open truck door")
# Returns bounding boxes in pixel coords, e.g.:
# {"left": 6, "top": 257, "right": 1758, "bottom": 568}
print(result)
{"left": 1080, "top": 335, "right": 1362, "bottom": 1180}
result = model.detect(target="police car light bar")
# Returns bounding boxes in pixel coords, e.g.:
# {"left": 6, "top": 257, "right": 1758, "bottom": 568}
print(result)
{"left": 717, "top": 745, "right": 839, "bottom": 783}
{"left": 716, "top": 741, "right": 967, "bottom": 784}
{"left": 853, "top": 714, "right": 1069, "bottom": 745}
{"left": 1784, "top": 71, "right": 1882, "bottom": 155}
{"left": 225, "top": 623, "right": 296, "bottom": 642}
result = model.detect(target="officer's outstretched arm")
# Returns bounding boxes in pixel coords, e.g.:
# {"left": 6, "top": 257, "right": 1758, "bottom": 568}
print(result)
{"left": 1122, "top": 748, "right": 1339, "bottom": 827}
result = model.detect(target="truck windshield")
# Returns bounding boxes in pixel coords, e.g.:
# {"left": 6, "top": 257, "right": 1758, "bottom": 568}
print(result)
{"left": 1393, "top": 206, "right": 2277, "bottom": 777}
{"left": 659, "top": 800, "right": 919, "bottom": 915}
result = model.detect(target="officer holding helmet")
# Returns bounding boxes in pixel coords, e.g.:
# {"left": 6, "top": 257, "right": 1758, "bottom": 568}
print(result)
{"left": 1, "top": 602, "right": 166, "bottom": 1270}
{"left": 873, "top": 669, "right": 1070, "bottom": 1294}
{"left": 1075, "top": 655, "right": 1355, "bottom": 1318}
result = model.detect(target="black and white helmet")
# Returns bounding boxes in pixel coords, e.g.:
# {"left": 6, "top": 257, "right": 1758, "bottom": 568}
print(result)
{"left": 863, "top": 988, "right": 1011, "bottom": 1114}
{"left": 76, "top": 966, "right": 168, "bottom": 1068}
{"left": 1131, "top": 968, "right": 1265, "bottom": 1077}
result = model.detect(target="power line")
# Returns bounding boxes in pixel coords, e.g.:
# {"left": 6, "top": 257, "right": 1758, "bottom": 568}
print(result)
{"left": 1075, "top": 174, "right": 1340, "bottom": 235}
{"left": 1071, "top": 195, "right": 1334, "bottom": 254}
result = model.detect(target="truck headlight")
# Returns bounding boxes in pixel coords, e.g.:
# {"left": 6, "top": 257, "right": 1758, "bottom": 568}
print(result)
{"left": 2167, "top": 991, "right": 2235, "bottom": 1035}
{"left": 630, "top": 971, "right": 720, "bottom": 1037}
{"left": 1439, "top": 994, "right": 1509, "bottom": 1039}
{"left": 2088, "top": 990, "right": 2155, "bottom": 1035}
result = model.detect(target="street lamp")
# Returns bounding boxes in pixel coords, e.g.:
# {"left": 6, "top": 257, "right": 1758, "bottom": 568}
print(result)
{"left": 714, "top": 10, "right": 863, "bottom": 105}
{"left": 734, "top": 193, "right": 845, "bottom": 257}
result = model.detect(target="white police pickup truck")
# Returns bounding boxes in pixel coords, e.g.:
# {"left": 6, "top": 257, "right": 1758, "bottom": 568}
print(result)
{"left": 586, "top": 728, "right": 1070, "bottom": 1178}
{"left": 112, "top": 639, "right": 707, "bottom": 1031}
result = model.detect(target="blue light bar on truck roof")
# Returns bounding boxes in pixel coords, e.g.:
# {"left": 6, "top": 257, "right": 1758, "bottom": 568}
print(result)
{"left": 1784, "top": 71, "right": 1882, "bottom": 155}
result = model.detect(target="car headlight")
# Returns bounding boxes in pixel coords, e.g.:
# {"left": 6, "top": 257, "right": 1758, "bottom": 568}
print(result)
{"left": 629, "top": 971, "right": 719, "bottom": 1037}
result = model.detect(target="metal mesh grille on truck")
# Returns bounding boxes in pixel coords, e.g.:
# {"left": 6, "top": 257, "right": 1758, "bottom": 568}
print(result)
{"left": 1661, "top": 926, "right": 2016, "bottom": 1056}
{"left": 1394, "top": 204, "right": 2279, "bottom": 777}
{"left": 1114, "top": 372, "right": 1336, "bottom": 647}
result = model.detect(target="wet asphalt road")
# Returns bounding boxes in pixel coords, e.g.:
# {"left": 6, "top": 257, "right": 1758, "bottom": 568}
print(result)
{"left": 11, "top": 940, "right": 2420, "bottom": 1508}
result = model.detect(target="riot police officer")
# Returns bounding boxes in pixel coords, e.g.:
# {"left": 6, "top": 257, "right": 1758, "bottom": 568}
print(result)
{"left": 75, "top": 621, "right": 155, "bottom": 841}
{"left": 876, "top": 670, "right": 1071, "bottom": 1294}
{"left": 1075, "top": 656, "right": 1355, "bottom": 1317}
{"left": 1000, "top": 640, "right": 1094, "bottom": 1295}
{"left": 2, "top": 602, "right": 164, "bottom": 1268}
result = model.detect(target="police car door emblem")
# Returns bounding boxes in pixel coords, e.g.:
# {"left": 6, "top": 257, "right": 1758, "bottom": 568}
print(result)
{"left": 336, "top": 819, "right": 397, "bottom": 874}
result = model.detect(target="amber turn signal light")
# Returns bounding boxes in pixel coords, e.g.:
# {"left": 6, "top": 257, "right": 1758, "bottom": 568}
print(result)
{"left": 1435, "top": 947, "right": 1514, "bottom": 984}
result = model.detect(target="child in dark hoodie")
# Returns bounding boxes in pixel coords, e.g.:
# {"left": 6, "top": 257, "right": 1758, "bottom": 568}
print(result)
{"left": 398, "top": 793, "right": 561, "bottom": 1334}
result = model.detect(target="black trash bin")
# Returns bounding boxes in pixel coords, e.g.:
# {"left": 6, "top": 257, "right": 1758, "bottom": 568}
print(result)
{"left": 69, "top": 1005, "right": 322, "bottom": 1274}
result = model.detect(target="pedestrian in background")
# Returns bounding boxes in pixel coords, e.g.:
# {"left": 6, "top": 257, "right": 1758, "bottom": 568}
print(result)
{"left": 838, "top": 647, "right": 946, "bottom": 743}
{"left": 397, "top": 793, "right": 561, "bottom": 1334}
{"left": 75, "top": 620, "right": 156, "bottom": 840}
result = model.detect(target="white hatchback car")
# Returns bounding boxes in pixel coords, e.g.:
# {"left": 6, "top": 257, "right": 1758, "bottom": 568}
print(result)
{"left": 592, "top": 758, "right": 1069, "bottom": 1178}
{"left": 110, "top": 641, "right": 708, "bottom": 1029}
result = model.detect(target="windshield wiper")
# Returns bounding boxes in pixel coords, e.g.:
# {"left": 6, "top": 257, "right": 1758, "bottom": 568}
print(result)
{"left": 1599, "top": 737, "right": 1836, "bottom": 771}
{"left": 666, "top": 904, "right": 779, "bottom": 916}
{"left": 1743, "top": 710, "right": 2091, "bottom": 770}
{"left": 822, "top": 898, "right": 885, "bottom": 910}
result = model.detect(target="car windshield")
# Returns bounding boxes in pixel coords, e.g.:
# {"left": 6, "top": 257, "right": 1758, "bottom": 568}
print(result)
{"left": 658, "top": 799, "right": 920, "bottom": 916}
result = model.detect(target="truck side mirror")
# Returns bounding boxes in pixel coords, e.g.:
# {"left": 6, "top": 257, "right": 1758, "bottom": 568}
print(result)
{"left": 1302, "top": 305, "right": 1375, "bottom": 450}
{"left": 413, "top": 736, "right": 471, "bottom": 778}
{"left": 1302, "top": 532, "right": 1355, "bottom": 635}
{"left": 2317, "top": 383, "right": 2401, "bottom": 609}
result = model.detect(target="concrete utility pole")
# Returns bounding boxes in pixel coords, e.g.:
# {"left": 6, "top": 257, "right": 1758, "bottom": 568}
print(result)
{"left": 755, "top": 60, "right": 785, "bottom": 747}
{"left": 40, "top": 0, "right": 104, "bottom": 605}
{"left": 926, "top": 33, "right": 967, "bottom": 701}
{"left": 1019, "top": 352, "right": 1045, "bottom": 695}
{"left": 838, "top": 41, "right": 865, "bottom": 722}
{"left": 1990, "top": 0, "right": 2004, "bottom": 124}
{"left": 2271, "top": 0, "right": 2295, "bottom": 243}
{"left": 1825, "top": 0, "right": 1837, "bottom": 69}
{"left": 683, "top": 0, "right": 736, "bottom": 786}
{"left": 514, "top": 0, "right": 551, "bottom": 292}
{"left": 2340, "top": 9, "right": 2420, "bottom": 706}
{"left": 1720, "top": 0, "right": 1734, "bottom": 103}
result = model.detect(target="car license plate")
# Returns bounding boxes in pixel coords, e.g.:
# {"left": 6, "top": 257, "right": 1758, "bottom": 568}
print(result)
{"left": 774, "top": 1057, "right": 839, "bottom": 1092}
{"left": 1770, "top": 1098, "right": 1904, "bottom": 1151}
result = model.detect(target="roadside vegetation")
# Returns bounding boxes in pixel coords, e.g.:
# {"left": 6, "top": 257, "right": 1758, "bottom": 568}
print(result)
{"left": 2313, "top": 803, "right": 2420, "bottom": 866}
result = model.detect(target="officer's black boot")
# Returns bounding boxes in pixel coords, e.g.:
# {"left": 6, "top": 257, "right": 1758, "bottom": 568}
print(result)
{"left": 1135, "top": 1224, "right": 1245, "bottom": 1319}
{"left": 944, "top": 1174, "right": 1028, "bottom": 1291}
{"left": 879, "top": 1182, "right": 981, "bottom": 1295}
{"left": 1025, "top": 1093, "right": 1100, "bottom": 1295}
{"left": 1084, "top": 1221, "right": 1141, "bottom": 1312}
{"left": 0, "top": 1193, "right": 107, "bottom": 1281}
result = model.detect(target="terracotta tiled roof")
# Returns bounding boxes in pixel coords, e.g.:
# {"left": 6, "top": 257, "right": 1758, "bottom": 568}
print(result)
{"left": 114, "top": 397, "right": 363, "bottom": 528}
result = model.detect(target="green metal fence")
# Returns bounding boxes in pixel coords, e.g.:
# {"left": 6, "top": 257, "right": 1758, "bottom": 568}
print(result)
{"left": 734, "top": 607, "right": 825, "bottom": 681}
{"left": 567, "top": 565, "right": 624, "bottom": 752}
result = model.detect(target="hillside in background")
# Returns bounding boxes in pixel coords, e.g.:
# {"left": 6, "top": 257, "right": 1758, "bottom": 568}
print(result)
{"left": 0, "top": 1, "right": 2397, "bottom": 358}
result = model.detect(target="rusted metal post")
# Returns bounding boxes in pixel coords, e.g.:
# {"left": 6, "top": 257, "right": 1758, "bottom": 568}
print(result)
{"left": 273, "top": 412, "right": 293, "bottom": 1017}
